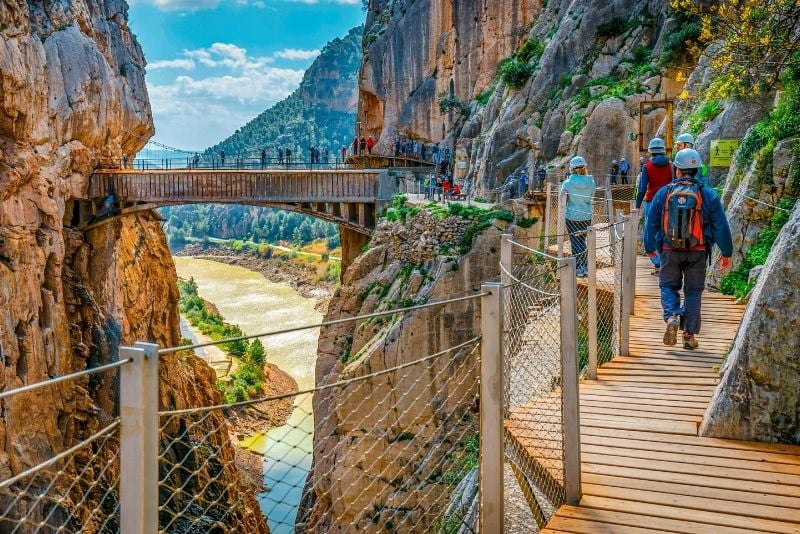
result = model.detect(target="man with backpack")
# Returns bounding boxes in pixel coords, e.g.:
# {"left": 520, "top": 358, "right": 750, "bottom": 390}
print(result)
{"left": 636, "top": 137, "right": 674, "bottom": 275}
{"left": 644, "top": 149, "right": 733, "bottom": 350}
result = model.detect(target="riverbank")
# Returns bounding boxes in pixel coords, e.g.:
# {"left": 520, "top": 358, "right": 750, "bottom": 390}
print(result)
{"left": 175, "top": 243, "right": 336, "bottom": 311}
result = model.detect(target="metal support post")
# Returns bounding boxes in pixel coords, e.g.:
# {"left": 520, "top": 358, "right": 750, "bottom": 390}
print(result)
{"left": 628, "top": 209, "right": 639, "bottom": 313}
{"left": 120, "top": 345, "right": 158, "bottom": 534}
{"left": 620, "top": 213, "right": 633, "bottom": 358}
{"left": 480, "top": 282, "right": 504, "bottom": 533}
{"left": 501, "top": 234, "right": 513, "bottom": 282}
{"left": 544, "top": 182, "right": 553, "bottom": 250}
{"left": 605, "top": 185, "right": 614, "bottom": 248}
{"left": 134, "top": 342, "right": 160, "bottom": 532}
{"left": 587, "top": 227, "right": 598, "bottom": 380}
{"left": 557, "top": 189, "right": 566, "bottom": 259}
{"left": 558, "top": 257, "right": 582, "bottom": 505}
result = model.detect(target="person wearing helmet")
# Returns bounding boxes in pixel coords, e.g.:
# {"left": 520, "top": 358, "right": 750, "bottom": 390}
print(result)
{"left": 560, "top": 156, "right": 597, "bottom": 277}
{"left": 675, "top": 132, "right": 708, "bottom": 182}
{"left": 609, "top": 159, "right": 619, "bottom": 185}
{"left": 636, "top": 138, "right": 674, "bottom": 274}
{"left": 619, "top": 157, "right": 631, "bottom": 184}
{"left": 644, "top": 148, "right": 733, "bottom": 350}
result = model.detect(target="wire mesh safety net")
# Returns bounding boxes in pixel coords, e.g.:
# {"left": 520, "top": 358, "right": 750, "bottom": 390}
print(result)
{"left": 500, "top": 244, "right": 566, "bottom": 529}
{"left": 0, "top": 420, "right": 121, "bottom": 534}
{"left": 156, "top": 338, "right": 482, "bottom": 534}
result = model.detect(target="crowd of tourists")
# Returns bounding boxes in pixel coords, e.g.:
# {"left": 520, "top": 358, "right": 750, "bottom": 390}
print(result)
{"left": 561, "top": 132, "right": 732, "bottom": 351}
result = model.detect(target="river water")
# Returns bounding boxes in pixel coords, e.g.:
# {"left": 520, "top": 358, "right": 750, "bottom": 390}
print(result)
{"left": 173, "top": 257, "right": 322, "bottom": 533}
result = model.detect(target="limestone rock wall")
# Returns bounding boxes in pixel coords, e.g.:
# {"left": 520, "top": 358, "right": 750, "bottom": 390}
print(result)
{"left": 700, "top": 203, "right": 800, "bottom": 443}
{"left": 301, "top": 211, "right": 505, "bottom": 532}
{"left": 359, "top": 0, "right": 687, "bottom": 193}
{"left": 0, "top": 1, "right": 264, "bottom": 529}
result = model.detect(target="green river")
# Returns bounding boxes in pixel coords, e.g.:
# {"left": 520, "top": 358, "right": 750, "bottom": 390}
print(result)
{"left": 173, "top": 257, "right": 322, "bottom": 534}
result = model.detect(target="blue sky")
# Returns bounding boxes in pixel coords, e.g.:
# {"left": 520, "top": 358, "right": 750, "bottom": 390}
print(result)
{"left": 128, "top": 0, "right": 364, "bottom": 150}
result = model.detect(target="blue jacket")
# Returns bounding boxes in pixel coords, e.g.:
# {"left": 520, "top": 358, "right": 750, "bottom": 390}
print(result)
{"left": 644, "top": 178, "right": 733, "bottom": 257}
{"left": 561, "top": 174, "right": 597, "bottom": 222}
{"left": 636, "top": 155, "right": 672, "bottom": 208}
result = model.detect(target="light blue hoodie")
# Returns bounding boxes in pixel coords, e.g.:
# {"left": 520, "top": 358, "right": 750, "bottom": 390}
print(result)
{"left": 561, "top": 173, "right": 597, "bottom": 222}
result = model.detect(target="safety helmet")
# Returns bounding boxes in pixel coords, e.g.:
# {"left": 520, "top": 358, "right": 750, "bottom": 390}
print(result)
{"left": 569, "top": 156, "right": 587, "bottom": 170}
{"left": 674, "top": 148, "right": 703, "bottom": 170}
{"left": 612, "top": 159, "right": 618, "bottom": 163}
{"left": 676, "top": 132, "right": 695, "bottom": 146}
{"left": 648, "top": 137, "right": 666, "bottom": 154}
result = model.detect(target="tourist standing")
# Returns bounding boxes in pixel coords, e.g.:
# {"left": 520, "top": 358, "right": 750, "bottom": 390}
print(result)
{"left": 560, "top": 156, "right": 596, "bottom": 277}
{"left": 432, "top": 145, "right": 440, "bottom": 164}
{"left": 609, "top": 159, "right": 620, "bottom": 185}
{"left": 286, "top": 147, "right": 292, "bottom": 166}
{"left": 644, "top": 148, "right": 732, "bottom": 350}
{"left": 278, "top": 147, "right": 284, "bottom": 165}
{"left": 535, "top": 166, "right": 547, "bottom": 191}
{"left": 220, "top": 150, "right": 226, "bottom": 167}
{"left": 260, "top": 149, "right": 267, "bottom": 169}
{"left": 394, "top": 137, "right": 401, "bottom": 157}
{"left": 619, "top": 157, "right": 630, "bottom": 184}
{"left": 636, "top": 137, "right": 674, "bottom": 274}
{"left": 359, "top": 136, "right": 367, "bottom": 156}
{"left": 366, "top": 136, "right": 375, "bottom": 154}
{"left": 341, "top": 146, "right": 347, "bottom": 163}
{"left": 352, "top": 136, "right": 359, "bottom": 156}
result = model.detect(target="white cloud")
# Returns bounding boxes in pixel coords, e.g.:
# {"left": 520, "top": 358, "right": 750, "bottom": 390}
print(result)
{"left": 148, "top": 58, "right": 196, "bottom": 70}
{"left": 273, "top": 48, "right": 320, "bottom": 60}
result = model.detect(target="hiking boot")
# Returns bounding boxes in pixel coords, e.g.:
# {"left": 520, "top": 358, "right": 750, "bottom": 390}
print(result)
{"left": 683, "top": 334, "right": 699, "bottom": 350}
{"left": 651, "top": 266, "right": 660, "bottom": 276}
{"left": 663, "top": 315, "right": 680, "bottom": 346}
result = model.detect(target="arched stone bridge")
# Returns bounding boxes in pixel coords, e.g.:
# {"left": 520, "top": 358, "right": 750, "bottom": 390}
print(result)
{"left": 84, "top": 168, "right": 398, "bottom": 270}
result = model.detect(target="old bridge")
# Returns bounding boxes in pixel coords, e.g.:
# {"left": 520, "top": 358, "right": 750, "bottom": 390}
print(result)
{"left": 83, "top": 167, "right": 399, "bottom": 270}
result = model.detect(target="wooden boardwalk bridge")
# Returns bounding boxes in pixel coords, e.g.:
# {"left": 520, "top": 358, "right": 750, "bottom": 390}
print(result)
{"left": 508, "top": 257, "right": 800, "bottom": 533}
{"left": 83, "top": 168, "right": 397, "bottom": 269}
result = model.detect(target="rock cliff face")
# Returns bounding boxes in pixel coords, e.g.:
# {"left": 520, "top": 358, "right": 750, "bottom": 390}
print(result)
{"left": 301, "top": 210, "right": 505, "bottom": 532}
{"left": 701, "top": 203, "right": 800, "bottom": 443}
{"left": 359, "top": 0, "right": 687, "bottom": 191}
{"left": 0, "top": 1, "right": 263, "bottom": 529}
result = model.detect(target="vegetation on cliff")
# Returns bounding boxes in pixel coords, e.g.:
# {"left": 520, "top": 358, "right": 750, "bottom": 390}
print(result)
{"left": 178, "top": 278, "right": 270, "bottom": 402}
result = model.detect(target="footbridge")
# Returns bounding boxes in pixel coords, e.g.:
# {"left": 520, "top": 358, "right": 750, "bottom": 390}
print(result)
{"left": 82, "top": 167, "right": 398, "bottom": 269}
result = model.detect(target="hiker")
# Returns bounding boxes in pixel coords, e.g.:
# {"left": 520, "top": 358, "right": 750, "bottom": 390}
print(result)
{"left": 394, "top": 137, "right": 401, "bottom": 157}
{"left": 518, "top": 170, "right": 529, "bottom": 198}
{"left": 636, "top": 137, "right": 674, "bottom": 274}
{"left": 278, "top": 148, "right": 284, "bottom": 165}
{"left": 644, "top": 148, "right": 733, "bottom": 350}
{"left": 432, "top": 145, "right": 440, "bottom": 164}
{"left": 560, "top": 156, "right": 596, "bottom": 277}
{"left": 359, "top": 137, "right": 367, "bottom": 156}
{"left": 619, "top": 157, "right": 630, "bottom": 185}
{"left": 352, "top": 136, "right": 359, "bottom": 156}
{"left": 220, "top": 150, "right": 226, "bottom": 167}
{"left": 366, "top": 136, "right": 375, "bottom": 154}
{"left": 535, "top": 166, "right": 547, "bottom": 191}
{"left": 675, "top": 133, "right": 708, "bottom": 182}
{"left": 421, "top": 143, "right": 427, "bottom": 161}
{"left": 609, "top": 159, "right": 620, "bottom": 185}
{"left": 341, "top": 146, "right": 347, "bottom": 163}
{"left": 285, "top": 147, "right": 292, "bottom": 165}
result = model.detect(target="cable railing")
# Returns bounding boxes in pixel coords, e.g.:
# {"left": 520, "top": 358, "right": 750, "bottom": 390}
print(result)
{"left": 0, "top": 206, "right": 644, "bottom": 532}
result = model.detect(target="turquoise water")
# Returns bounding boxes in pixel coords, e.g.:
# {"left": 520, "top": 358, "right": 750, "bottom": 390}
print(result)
{"left": 173, "top": 258, "right": 321, "bottom": 533}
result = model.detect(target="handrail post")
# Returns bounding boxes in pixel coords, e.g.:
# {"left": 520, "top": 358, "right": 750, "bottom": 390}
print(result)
{"left": 544, "top": 182, "right": 552, "bottom": 250}
{"left": 587, "top": 227, "right": 598, "bottom": 380}
{"left": 480, "top": 282, "right": 504, "bottom": 533}
{"left": 501, "top": 233, "right": 513, "bottom": 280}
{"left": 620, "top": 213, "right": 633, "bottom": 357}
{"left": 628, "top": 209, "right": 639, "bottom": 315}
{"left": 134, "top": 342, "right": 160, "bottom": 532}
{"left": 605, "top": 185, "right": 614, "bottom": 251}
{"left": 120, "top": 345, "right": 157, "bottom": 534}
{"left": 558, "top": 256, "right": 582, "bottom": 506}
{"left": 557, "top": 189, "right": 566, "bottom": 259}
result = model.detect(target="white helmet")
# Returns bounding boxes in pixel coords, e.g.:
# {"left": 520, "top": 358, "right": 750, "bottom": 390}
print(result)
{"left": 676, "top": 133, "right": 695, "bottom": 146}
{"left": 674, "top": 148, "right": 703, "bottom": 170}
{"left": 569, "top": 156, "right": 587, "bottom": 170}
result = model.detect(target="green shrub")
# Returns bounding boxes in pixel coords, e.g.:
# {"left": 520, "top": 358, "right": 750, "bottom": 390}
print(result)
{"left": 475, "top": 83, "right": 496, "bottom": 106}
{"left": 687, "top": 101, "right": 723, "bottom": 135}
{"left": 498, "top": 58, "right": 534, "bottom": 89}
{"left": 657, "top": 17, "right": 702, "bottom": 68}
{"left": 517, "top": 39, "right": 546, "bottom": 64}
{"left": 517, "top": 217, "right": 539, "bottom": 229}
{"left": 438, "top": 92, "right": 470, "bottom": 115}
{"left": 566, "top": 112, "right": 585, "bottom": 135}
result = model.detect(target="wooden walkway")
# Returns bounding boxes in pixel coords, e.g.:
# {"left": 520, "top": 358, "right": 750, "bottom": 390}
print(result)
{"left": 535, "top": 256, "right": 800, "bottom": 533}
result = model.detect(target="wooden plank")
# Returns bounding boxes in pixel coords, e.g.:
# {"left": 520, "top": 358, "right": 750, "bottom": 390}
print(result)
{"left": 580, "top": 417, "right": 697, "bottom": 436}
{"left": 578, "top": 391, "right": 711, "bottom": 407}
{"left": 581, "top": 382, "right": 715, "bottom": 396}
{"left": 579, "top": 400, "right": 707, "bottom": 417}
{"left": 579, "top": 495, "right": 800, "bottom": 533}
{"left": 544, "top": 516, "right": 674, "bottom": 534}
{"left": 583, "top": 472, "right": 800, "bottom": 510}
{"left": 579, "top": 405, "right": 701, "bottom": 422}
{"left": 582, "top": 452, "right": 800, "bottom": 487}
{"left": 553, "top": 505, "right": 756, "bottom": 534}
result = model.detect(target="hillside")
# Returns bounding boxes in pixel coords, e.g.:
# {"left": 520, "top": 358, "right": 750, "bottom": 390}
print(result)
{"left": 206, "top": 25, "right": 363, "bottom": 158}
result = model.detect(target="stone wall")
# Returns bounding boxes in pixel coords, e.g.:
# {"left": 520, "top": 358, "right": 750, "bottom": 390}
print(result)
{"left": 700, "top": 203, "right": 800, "bottom": 443}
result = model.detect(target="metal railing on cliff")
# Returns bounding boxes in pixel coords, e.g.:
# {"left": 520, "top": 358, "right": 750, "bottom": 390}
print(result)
{"left": 0, "top": 209, "right": 641, "bottom": 533}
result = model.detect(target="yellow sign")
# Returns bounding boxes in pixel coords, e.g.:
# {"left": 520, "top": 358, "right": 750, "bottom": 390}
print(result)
{"left": 710, "top": 139, "right": 739, "bottom": 167}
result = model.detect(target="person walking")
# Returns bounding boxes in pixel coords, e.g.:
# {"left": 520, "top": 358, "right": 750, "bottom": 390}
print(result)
{"left": 560, "top": 156, "right": 596, "bottom": 277}
{"left": 285, "top": 147, "right": 292, "bottom": 166}
{"left": 359, "top": 137, "right": 367, "bottom": 156}
{"left": 619, "top": 157, "right": 630, "bottom": 184}
{"left": 609, "top": 159, "right": 620, "bottom": 185}
{"left": 352, "top": 136, "right": 359, "bottom": 156}
{"left": 341, "top": 145, "right": 347, "bottom": 163}
{"left": 644, "top": 148, "right": 733, "bottom": 350}
{"left": 519, "top": 170, "right": 529, "bottom": 198}
{"left": 278, "top": 147, "right": 284, "bottom": 165}
{"left": 220, "top": 150, "right": 226, "bottom": 167}
{"left": 675, "top": 133, "right": 708, "bottom": 182}
{"left": 366, "top": 136, "right": 375, "bottom": 155}
{"left": 432, "top": 145, "right": 440, "bottom": 164}
{"left": 636, "top": 137, "right": 674, "bottom": 275}
{"left": 394, "top": 137, "right": 401, "bottom": 157}
{"left": 260, "top": 149, "right": 267, "bottom": 169}
{"left": 535, "top": 166, "right": 547, "bottom": 191}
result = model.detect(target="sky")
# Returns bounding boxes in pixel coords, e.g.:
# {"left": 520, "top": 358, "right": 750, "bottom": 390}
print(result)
{"left": 128, "top": 0, "right": 364, "bottom": 150}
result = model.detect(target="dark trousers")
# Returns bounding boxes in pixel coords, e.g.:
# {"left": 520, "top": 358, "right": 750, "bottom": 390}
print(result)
{"left": 659, "top": 249, "right": 707, "bottom": 334}
{"left": 566, "top": 219, "right": 590, "bottom": 273}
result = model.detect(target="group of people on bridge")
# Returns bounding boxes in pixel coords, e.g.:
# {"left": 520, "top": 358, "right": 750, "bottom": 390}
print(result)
{"left": 560, "top": 132, "right": 733, "bottom": 352}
